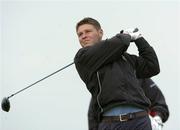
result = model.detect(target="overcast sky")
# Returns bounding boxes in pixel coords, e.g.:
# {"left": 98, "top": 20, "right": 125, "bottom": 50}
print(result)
{"left": 0, "top": 0, "right": 180, "bottom": 130}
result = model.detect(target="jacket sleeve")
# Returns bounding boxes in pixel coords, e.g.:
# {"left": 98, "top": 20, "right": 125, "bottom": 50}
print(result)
{"left": 74, "top": 33, "right": 131, "bottom": 73}
{"left": 129, "top": 37, "right": 160, "bottom": 78}
{"left": 141, "top": 78, "right": 169, "bottom": 122}
{"left": 88, "top": 98, "right": 99, "bottom": 130}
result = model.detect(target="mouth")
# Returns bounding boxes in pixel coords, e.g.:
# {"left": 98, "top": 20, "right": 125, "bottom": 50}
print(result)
{"left": 82, "top": 40, "right": 92, "bottom": 45}
{"left": 80, "top": 38, "right": 95, "bottom": 47}
{"left": 82, "top": 42, "right": 93, "bottom": 47}
{"left": 84, "top": 39, "right": 91, "bottom": 42}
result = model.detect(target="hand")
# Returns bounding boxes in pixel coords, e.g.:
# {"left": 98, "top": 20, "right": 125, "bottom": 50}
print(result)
{"left": 121, "top": 28, "right": 142, "bottom": 41}
{"left": 149, "top": 115, "right": 163, "bottom": 130}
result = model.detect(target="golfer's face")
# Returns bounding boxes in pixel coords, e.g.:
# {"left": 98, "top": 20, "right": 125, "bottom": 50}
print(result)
{"left": 77, "top": 24, "right": 103, "bottom": 47}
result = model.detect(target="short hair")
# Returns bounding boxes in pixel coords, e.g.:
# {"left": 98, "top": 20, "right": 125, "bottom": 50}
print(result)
{"left": 76, "top": 17, "right": 101, "bottom": 32}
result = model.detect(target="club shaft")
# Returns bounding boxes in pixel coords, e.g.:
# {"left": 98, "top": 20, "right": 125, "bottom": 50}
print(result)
{"left": 8, "top": 62, "right": 74, "bottom": 99}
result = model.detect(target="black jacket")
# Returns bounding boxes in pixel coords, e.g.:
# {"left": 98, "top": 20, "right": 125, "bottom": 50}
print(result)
{"left": 74, "top": 33, "right": 160, "bottom": 129}
{"left": 87, "top": 78, "right": 169, "bottom": 130}
{"left": 141, "top": 78, "right": 169, "bottom": 122}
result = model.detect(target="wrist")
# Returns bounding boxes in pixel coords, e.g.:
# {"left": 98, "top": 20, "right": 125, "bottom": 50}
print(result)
{"left": 135, "top": 33, "right": 142, "bottom": 40}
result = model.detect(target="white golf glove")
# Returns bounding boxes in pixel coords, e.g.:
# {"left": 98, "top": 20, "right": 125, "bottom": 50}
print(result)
{"left": 149, "top": 115, "right": 163, "bottom": 130}
{"left": 121, "top": 28, "right": 142, "bottom": 41}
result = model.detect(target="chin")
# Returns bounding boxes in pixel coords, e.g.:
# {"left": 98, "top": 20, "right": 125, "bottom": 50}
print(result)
{"left": 84, "top": 43, "right": 94, "bottom": 47}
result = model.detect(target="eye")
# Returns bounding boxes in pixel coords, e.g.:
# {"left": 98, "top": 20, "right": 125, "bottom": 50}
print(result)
{"left": 86, "top": 30, "right": 91, "bottom": 33}
{"left": 78, "top": 32, "right": 83, "bottom": 37}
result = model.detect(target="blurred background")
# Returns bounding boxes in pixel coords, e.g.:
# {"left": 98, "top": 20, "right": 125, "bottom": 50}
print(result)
{"left": 0, "top": 0, "right": 179, "bottom": 130}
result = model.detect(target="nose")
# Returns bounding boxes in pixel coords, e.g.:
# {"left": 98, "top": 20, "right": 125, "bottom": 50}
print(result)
{"left": 81, "top": 33, "right": 87, "bottom": 39}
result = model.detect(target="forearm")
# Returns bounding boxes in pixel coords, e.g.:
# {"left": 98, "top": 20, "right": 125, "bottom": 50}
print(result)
{"left": 134, "top": 37, "right": 160, "bottom": 78}
{"left": 141, "top": 79, "right": 169, "bottom": 122}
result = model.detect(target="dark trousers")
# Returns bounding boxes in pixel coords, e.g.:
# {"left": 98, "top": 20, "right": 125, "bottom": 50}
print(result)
{"left": 98, "top": 115, "right": 152, "bottom": 130}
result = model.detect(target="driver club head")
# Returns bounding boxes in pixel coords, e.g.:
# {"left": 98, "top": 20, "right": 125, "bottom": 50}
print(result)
{"left": 1, "top": 97, "right": 10, "bottom": 112}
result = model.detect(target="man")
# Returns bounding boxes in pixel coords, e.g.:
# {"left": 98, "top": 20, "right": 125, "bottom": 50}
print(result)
{"left": 142, "top": 79, "right": 169, "bottom": 130}
{"left": 74, "top": 17, "right": 160, "bottom": 130}
{"left": 88, "top": 78, "right": 169, "bottom": 130}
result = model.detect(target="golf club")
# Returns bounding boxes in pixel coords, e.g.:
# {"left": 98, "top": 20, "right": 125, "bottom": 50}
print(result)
{"left": 1, "top": 62, "right": 74, "bottom": 112}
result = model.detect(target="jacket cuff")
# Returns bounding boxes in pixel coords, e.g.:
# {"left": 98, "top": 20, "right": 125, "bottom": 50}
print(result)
{"left": 134, "top": 37, "right": 151, "bottom": 50}
{"left": 150, "top": 111, "right": 163, "bottom": 120}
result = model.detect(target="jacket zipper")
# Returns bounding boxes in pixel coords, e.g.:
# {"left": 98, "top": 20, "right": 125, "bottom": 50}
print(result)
{"left": 96, "top": 71, "right": 104, "bottom": 113}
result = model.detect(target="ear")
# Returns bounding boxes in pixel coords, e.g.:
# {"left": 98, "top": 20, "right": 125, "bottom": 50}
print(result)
{"left": 99, "top": 29, "right": 103, "bottom": 37}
